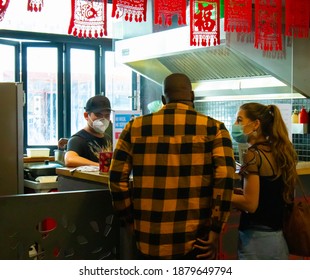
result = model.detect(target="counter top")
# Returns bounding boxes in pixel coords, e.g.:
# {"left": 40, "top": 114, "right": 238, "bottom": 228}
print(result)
{"left": 56, "top": 162, "right": 310, "bottom": 187}
{"left": 24, "top": 156, "right": 55, "bottom": 163}
{"left": 56, "top": 167, "right": 109, "bottom": 184}
{"left": 296, "top": 162, "right": 310, "bottom": 175}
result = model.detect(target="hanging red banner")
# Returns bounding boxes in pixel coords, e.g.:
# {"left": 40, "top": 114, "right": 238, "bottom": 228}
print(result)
{"left": 154, "top": 0, "right": 187, "bottom": 26}
{"left": 224, "top": 0, "right": 252, "bottom": 32}
{"left": 111, "top": 0, "right": 147, "bottom": 22}
{"left": 68, "top": 0, "right": 107, "bottom": 38}
{"left": 0, "top": 0, "right": 10, "bottom": 21}
{"left": 27, "top": 0, "right": 44, "bottom": 12}
{"left": 285, "top": 0, "right": 310, "bottom": 38}
{"left": 190, "top": 0, "right": 220, "bottom": 47}
{"left": 254, "top": 0, "right": 282, "bottom": 51}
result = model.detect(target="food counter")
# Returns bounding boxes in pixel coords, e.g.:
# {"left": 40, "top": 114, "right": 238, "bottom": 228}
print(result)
{"left": 296, "top": 161, "right": 310, "bottom": 175}
{"left": 56, "top": 167, "right": 136, "bottom": 259}
{"left": 56, "top": 167, "right": 110, "bottom": 191}
{"left": 55, "top": 162, "right": 310, "bottom": 193}
{"left": 56, "top": 165, "right": 310, "bottom": 260}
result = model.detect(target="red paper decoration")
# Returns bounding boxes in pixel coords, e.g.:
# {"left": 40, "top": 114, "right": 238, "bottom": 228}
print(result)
{"left": 254, "top": 0, "right": 282, "bottom": 51}
{"left": 285, "top": 0, "right": 310, "bottom": 38}
{"left": 0, "top": 0, "right": 10, "bottom": 21}
{"left": 27, "top": 0, "right": 44, "bottom": 12}
{"left": 154, "top": 0, "right": 187, "bottom": 26}
{"left": 68, "top": 0, "right": 107, "bottom": 38}
{"left": 190, "top": 0, "right": 220, "bottom": 47}
{"left": 111, "top": 0, "right": 147, "bottom": 22}
{"left": 224, "top": 0, "right": 252, "bottom": 33}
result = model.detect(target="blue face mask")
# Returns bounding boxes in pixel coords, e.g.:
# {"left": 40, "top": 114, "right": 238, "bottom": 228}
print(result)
{"left": 231, "top": 124, "right": 248, "bottom": 143}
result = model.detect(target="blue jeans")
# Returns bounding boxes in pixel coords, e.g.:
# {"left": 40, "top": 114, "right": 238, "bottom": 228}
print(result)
{"left": 238, "top": 229, "right": 289, "bottom": 260}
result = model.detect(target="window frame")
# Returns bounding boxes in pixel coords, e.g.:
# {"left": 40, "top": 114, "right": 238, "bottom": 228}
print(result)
{"left": 21, "top": 42, "right": 64, "bottom": 151}
{"left": 64, "top": 43, "right": 102, "bottom": 137}
{"left": 0, "top": 38, "right": 20, "bottom": 82}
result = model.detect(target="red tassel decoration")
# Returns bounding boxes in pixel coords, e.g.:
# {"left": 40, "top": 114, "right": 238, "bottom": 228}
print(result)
{"left": 154, "top": 0, "right": 187, "bottom": 26}
{"left": 190, "top": 0, "right": 220, "bottom": 47}
{"left": 68, "top": 0, "right": 108, "bottom": 39}
{"left": 0, "top": 0, "right": 10, "bottom": 21}
{"left": 27, "top": 0, "right": 44, "bottom": 12}
{"left": 111, "top": 0, "right": 147, "bottom": 22}
{"left": 254, "top": 0, "right": 282, "bottom": 51}
{"left": 224, "top": 0, "right": 252, "bottom": 33}
{"left": 285, "top": 0, "right": 310, "bottom": 38}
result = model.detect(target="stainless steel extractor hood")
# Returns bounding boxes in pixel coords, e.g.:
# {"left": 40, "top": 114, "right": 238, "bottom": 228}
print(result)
{"left": 114, "top": 21, "right": 307, "bottom": 100}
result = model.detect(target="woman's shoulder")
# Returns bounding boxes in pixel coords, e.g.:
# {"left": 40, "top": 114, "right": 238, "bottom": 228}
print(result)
{"left": 239, "top": 147, "right": 261, "bottom": 175}
{"left": 249, "top": 141, "right": 271, "bottom": 152}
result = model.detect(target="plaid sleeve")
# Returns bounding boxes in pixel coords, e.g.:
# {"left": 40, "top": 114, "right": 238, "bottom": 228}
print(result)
{"left": 210, "top": 122, "right": 235, "bottom": 233}
{"left": 109, "top": 121, "right": 134, "bottom": 224}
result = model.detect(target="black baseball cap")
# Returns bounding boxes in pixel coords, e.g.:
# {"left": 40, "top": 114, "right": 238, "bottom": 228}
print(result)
{"left": 84, "top": 96, "right": 112, "bottom": 113}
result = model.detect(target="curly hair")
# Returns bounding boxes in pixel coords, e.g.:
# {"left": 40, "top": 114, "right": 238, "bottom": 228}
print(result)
{"left": 240, "top": 102, "right": 298, "bottom": 203}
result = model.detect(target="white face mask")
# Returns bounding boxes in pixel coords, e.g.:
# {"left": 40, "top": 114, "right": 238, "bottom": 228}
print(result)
{"left": 90, "top": 118, "right": 109, "bottom": 134}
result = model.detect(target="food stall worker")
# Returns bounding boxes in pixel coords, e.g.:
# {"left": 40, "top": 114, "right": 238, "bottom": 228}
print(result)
{"left": 64, "top": 95, "right": 113, "bottom": 167}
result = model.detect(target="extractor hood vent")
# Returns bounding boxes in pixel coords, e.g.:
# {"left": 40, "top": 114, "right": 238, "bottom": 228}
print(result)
{"left": 115, "top": 24, "right": 305, "bottom": 100}
{"left": 155, "top": 46, "right": 269, "bottom": 81}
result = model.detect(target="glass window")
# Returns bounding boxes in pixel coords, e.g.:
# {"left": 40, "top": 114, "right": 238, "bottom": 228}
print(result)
{"left": 0, "top": 44, "right": 15, "bottom": 82}
{"left": 26, "top": 47, "right": 58, "bottom": 146}
{"left": 70, "top": 48, "right": 96, "bottom": 135}
{"left": 105, "top": 51, "right": 133, "bottom": 110}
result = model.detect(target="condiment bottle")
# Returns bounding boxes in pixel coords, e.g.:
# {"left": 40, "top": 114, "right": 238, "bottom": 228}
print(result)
{"left": 291, "top": 109, "right": 299, "bottom": 123}
{"left": 298, "top": 106, "right": 308, "bottom": 124}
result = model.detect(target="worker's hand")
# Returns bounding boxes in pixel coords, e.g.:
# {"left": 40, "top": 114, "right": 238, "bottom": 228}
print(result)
{"left": 58, "top": 138, "right": 68, "bottom": 149}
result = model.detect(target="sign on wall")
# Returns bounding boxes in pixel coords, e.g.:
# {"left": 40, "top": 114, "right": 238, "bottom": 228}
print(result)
{"left": 112, "top": 110, "right": 141, "bottom": 149}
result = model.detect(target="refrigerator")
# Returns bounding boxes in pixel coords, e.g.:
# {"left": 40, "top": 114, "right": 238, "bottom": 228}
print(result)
{"left": 0, "top": 83, "right": 24, "bottom": 195}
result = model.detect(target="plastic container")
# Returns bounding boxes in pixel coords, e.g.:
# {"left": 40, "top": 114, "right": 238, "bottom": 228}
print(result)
{"left": 291, "top": 109, "right": 299, "bottom": 123}
{"left": 26, "top": 148, "right": 50, "bottom": 158}
{"left": 298, "top": 106, "right": 308, "bottom": 124}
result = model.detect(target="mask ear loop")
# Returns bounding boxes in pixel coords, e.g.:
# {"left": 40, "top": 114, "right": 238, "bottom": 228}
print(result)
{"left": 252, "top": 119, "right": 261, "bottom": 138}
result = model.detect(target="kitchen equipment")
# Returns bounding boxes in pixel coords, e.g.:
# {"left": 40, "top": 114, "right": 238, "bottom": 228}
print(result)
{"left": 0, "top": 83, "right": 24, "bottom": 195}
{"left": 24, "top": 161, "right": 62, "bottom": 193}
{"left": 24, "top": 179, "right": 58, "bottom": 193}
{"left": 24, "top": 160, "right": 63, "bottom": 180}
{"left": 54, "top": 149, "right": 66, "bottom": 165}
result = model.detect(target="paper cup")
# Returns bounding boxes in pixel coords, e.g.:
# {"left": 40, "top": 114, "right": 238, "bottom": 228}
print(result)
{"left": 99, "top": 152, "right": 113, "bottom": 173}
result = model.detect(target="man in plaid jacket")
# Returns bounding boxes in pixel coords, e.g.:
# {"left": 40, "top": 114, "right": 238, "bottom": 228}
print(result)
{"left": 109, "top": 73, "right": 235, "bottom": 260}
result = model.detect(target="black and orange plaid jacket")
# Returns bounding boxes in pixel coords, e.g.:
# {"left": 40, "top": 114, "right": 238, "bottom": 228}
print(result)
{"left": 109, "top": 102, "right": 236, "bottom": 258}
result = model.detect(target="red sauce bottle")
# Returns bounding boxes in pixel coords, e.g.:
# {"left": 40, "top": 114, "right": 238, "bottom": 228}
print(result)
{"left": 299, "top": 106, "right": 308, "bottom": 124}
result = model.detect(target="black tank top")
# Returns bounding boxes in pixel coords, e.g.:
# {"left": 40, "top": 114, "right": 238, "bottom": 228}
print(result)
{"left": 239, "top": 144, "right": 286, "bottom": 231}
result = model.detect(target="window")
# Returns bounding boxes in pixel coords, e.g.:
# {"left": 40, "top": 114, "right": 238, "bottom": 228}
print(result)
{"left": 69, "top": 48, "right": 97, "bottom": 135}
{"left": 24, "top": 45, "right": 60, "bottom": 146}
{"left": 105, "top": 51, "right": 133, "bottom": 110}
{"left": 0, "top": 40, "right": 19, "bottom": 82}
{"left": 1, "top": 34, "right": 128, "bottom": 152}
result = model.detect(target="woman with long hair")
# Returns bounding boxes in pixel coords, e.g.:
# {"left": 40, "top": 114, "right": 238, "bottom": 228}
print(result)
{"left": 231, "top": 102, "right": 298, "bottom": 259}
